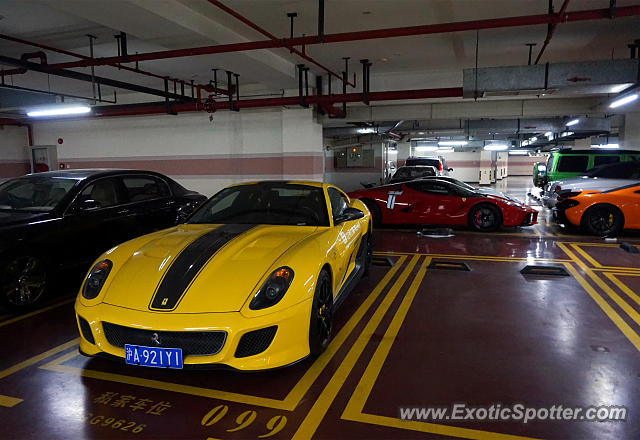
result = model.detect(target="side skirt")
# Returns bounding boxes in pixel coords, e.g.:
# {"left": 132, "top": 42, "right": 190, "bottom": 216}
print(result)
{"left": 333, "top": 235, "right": 367, "bottom": 310}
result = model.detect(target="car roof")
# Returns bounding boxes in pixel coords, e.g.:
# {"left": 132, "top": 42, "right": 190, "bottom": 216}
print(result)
{"left": 551, "top": 150, "right": 640, "bottom": 155}
{"left": 229, "top": 180, "right": 325, "bottom": 189}
{"left": 23, "top": 168, "right": 164, "bottom": 180}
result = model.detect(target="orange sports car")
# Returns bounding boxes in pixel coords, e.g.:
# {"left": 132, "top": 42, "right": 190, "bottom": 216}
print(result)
{"left": 553, "top": 183, "right": 640, "bottom": 236}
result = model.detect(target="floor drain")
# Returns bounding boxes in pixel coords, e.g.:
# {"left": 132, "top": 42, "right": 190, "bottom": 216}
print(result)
{"left": 590, "top": 345, "right": 610, "bottom": 353}
{"left": 428, "top": 260, "right": 471, "bottom": 271}
{"left": 417, "top": 227, "right": 454, "bottom": 238}
{"left": 620, "top": 242, "right": 639, "bottom": 254}
{"left": 520, "top": 265, "right": 570, "bottom": 276}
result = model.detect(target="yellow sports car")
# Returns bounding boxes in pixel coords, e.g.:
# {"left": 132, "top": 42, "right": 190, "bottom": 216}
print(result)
{"left": 75, "top": 181, "right": 371, "bottom": 370}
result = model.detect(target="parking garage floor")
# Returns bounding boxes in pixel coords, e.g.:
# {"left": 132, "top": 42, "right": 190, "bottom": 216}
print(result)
{"left": 1, "top": 176, "right": 640, "bottom": 440}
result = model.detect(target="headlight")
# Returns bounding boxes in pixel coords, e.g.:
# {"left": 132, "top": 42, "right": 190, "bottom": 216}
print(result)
{"left": 249, "top": 266, "right": 294, "bottom": 310}
{"left": 82, "top": 259, "right": 112, "bottom": 300}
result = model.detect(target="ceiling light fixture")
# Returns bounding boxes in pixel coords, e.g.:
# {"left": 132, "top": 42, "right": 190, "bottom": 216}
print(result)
{"left": 356, "top": 127, "right": 376, "bottom": 134}
{"left": 27, "top": 105, "right": 91, "bottom": 118}
{"left": 438, "top": 140, "right": 468, "bottom": 146}
{"left": 591, "top": 143, "right": 619, "bottom": 149}
{"left": 484, "top": 144, "right": 509, "bottom": 151}
{"left": 437, "top": 147, "right": 454, "bottom": 153}
{"left": 609, "top": 93, "right": 639, "bottom": 108}
{"left": 508, "top": 150, "right": 529, "bottom": 155}
{"left": 566, "top": 119, "right": 580, "bottom": 127}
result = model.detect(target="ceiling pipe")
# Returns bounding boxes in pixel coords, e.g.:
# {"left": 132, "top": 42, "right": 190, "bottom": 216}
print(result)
{"left": 206, "top": 0, "right": 355, "bottom": 87}
{"left": 78, "top": 87, "right": 463, "bottom": 117}
{"left": 26, "top": 5, "right": 640, "bottom": 70}
{"left": 535, "top": 0, "right": 571, "bottom": 64}
{"left": 0, "top": 54, "right": 194, "bottom": 102}
{"left": 0, "top": 33, "right": 220, "bottom": 94}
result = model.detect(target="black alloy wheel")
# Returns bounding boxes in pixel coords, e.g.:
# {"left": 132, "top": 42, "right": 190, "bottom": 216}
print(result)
{"left": 309, "top": 270, "right": 333, "bottom": 356}
{"left": 582, "top": 205, "right": 623, "bottom": 237}
{"left": 1, "top": 256, "right": 48, "bottom": 309}
{"left": 469, "top": 204, "right": 502, "bottom": 232}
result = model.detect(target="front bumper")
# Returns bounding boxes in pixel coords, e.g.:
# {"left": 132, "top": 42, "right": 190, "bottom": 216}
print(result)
{"left": 75, "top": 298, "right": 312, "bottom": 371}
{"left": 520, "top": 211, "right": 538, "bottom": 226}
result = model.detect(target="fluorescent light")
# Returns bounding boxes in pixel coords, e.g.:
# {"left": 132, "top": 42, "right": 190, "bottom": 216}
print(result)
{"left": 610, "top": 84, "right": 631, "bottom": 93}
{"left": 530, "top": 136, "right": 538, "bottom": 142}
{"left": 566, "top": 119, "right": 580, "bottom": 127}
{"left": 560, "top": 131, "right": 574, "bottom": 137}
{"left": 438, "top": 140, "right": 468, "bottom": 146}
{"left": 545, "top": 131, "right": 554, "bottom": 140}
{"left": 610, "top": 93, "right": 639, "bottom": 108}
{"left": 415, "top": 146, "right": 438, "bottom": 152}
{"left": 484, "top": 144, "right": 509, "bottom": 151}
{"left": 357, "top": 127, "right": 376, "bottom": 134}
{"left": 418, "top": 132, "right": 425, "bottom": 135}
{"left": 27, "top": 105, "right": 91, "bottom": 117}
{"left": 508, "top": 150, "right": 529, "bottom": 155}
{"left": 591, "top": 143, "right": 619, "bottom": 149}
{"left": 437, "top": 147, "right": 454, "bottom": 153}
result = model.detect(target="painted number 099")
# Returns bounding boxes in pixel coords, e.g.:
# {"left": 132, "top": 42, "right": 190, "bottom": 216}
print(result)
{"left": 201, "top": 405, "right": 287, "bottom": 438}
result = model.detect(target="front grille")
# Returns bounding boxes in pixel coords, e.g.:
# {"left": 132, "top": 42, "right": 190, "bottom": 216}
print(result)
{"left": 235, "top": 326, "right": 277, "bottom": 358}
{"left": 102, "top": 322, "right": 226, "bottom": 356}
{"left": 78, "top": 315, "right": 95, "bottom": 344}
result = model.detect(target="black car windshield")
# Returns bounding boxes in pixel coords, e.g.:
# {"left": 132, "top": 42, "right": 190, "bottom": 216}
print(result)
{"left": 391, "top": 167, "right": 436, "bottom": 181}
{"left": 0, "top": 176, "right": 78, "bottom": 212}
{"left": 189, "top": 183, "right": 330, "bottom": 226}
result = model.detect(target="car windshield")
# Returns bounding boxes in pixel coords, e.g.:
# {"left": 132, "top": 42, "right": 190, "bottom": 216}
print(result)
{"left": 0, "top": 176, "right": 78, "bottom": 212}
{"left": 189, "top": 183, "right": 330, "bottom": 226}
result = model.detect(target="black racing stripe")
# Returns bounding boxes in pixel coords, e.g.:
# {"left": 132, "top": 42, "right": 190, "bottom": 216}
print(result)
{"left": 150, "top": 224, "right": 256, "bottom": 310}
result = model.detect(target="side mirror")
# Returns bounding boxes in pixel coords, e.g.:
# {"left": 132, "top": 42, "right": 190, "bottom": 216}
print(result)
{"left": 78, "top": 199, "right": 101, "bottom": 211}
{"left": 335, "top": 207, "right": 365, "bottom": 224}
{"left": 448, "top": 168, "right": 454, "bottom": 172}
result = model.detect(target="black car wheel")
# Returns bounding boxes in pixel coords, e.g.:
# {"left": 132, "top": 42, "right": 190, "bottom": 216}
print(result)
{"left": 469, "top": 204, "right": 502, "bottom": 232}
{"left": 1, "top": 255, "right": 48, "bottom": 310}
{"left": 581, "top": 204, "right": 624, "bottom": 237}
{"left": 362, "top": 199, "right": 381, "bottom": 227}
{"left": 309, "top": 269, "right": 333, "bottom": 357}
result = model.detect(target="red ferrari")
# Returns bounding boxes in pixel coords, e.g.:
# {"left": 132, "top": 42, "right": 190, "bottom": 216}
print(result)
{"left": 348, "top": 178, "right": 537, "bottom": 231}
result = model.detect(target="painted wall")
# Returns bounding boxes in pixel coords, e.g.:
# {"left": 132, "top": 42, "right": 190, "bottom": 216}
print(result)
{"left": 508, "top": 155, "right": 547, "bottom": 176}
{"left": 30, "top": 107, "right": 323, "bottom": 196}
{"left": 0, "top": 125, "right": 30, "bottom": 181}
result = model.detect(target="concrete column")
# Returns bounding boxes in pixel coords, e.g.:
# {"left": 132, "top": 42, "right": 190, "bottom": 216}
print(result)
{"left": 479, "top": 151, "right": 492, "bottom": 185}
{"left": 396, "top": 140, "right": 411, "bottom": 166}
{"left": 621, "top": 112, "right": 640, "bottom": 150}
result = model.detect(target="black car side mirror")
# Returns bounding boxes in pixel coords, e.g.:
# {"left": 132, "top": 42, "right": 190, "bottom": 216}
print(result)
{"left": 78, "top": 199, "right": 101, "bottom": 211}
{"left": 335, "top": 207, "right": 365, "bottom": 224}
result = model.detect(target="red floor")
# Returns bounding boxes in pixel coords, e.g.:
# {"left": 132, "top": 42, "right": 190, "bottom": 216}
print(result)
{"left": 1, "top": 177, "right": 640, "bottom": 440}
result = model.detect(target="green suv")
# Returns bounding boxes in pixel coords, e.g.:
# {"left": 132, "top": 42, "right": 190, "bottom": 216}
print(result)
{"left": 534, "top": 150, "right": 640, "bottom": 187}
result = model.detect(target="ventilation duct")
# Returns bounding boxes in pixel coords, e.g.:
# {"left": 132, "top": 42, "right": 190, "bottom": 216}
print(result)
{"left": 463, "top": 59, "right": 638, "bottom": 99}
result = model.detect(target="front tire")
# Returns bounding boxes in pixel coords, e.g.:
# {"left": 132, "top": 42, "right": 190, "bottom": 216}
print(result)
{"left": 0, "top": 255, "right": 48, "bottom": 310}
{"left": 309, "top": 270, "right": 333, "bottom": 357}
{"left": 468, "top": 204, "right": 502, "bottom": 232}
{"left": 581, "top": 204, "right": 624, "bottom": 236}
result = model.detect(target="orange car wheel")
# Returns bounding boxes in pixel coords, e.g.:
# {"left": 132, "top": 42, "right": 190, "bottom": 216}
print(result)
{"left": 581, "top": 204, "right": 624, "bottom": 236}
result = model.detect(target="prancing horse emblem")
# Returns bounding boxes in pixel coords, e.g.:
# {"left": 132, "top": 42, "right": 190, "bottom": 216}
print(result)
{"left": 151, "top": 332, "right": 161, "bottom": 346}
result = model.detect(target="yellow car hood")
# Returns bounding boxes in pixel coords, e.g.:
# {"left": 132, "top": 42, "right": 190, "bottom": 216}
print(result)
{"left": 103, "top": 223, "right": 317, "bottom": 313}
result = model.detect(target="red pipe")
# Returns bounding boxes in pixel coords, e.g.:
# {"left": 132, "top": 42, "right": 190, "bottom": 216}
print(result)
{"left": 0, "top": 32, "right": 216, "bottom": 93}
{"left": 89, "top": 87, "right": 462, "bottom": 117}
{"left": 0, "top": 118, "right": 33, "bottom": 146}
{"left": 207, "top": 0, "right": 355, "bottom": 88}
{"left": 535, "top": 0, "right": 571, "bottom": 64}
{"left": 29, "top": 5, "right": 640, "bottom": 70}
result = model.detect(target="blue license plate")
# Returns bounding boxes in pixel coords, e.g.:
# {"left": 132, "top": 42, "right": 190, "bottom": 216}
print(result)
{"left": 124, "top": 344, "right": 183, "bottom": 369}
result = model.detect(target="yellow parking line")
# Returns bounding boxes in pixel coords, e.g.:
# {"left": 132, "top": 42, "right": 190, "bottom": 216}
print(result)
{"left": 570, "top": 243, "right": 603, "bottom": 268}
{"left": 0, "top": 394, "right": 23, "bottom": 407}
{"left": 0, "top": 297, "right": 76, "bottom": 329}
{"left": 0, "top": 338, "right": 79, "bottom": 380}
{"left": 563, "top": 263, "right": 640, "bottom": 352}
{"left": 604, "top": 273, "right": 640, "bottom": 308}
{"left": 291, "top": 255, "right": 422, "bottom": 440}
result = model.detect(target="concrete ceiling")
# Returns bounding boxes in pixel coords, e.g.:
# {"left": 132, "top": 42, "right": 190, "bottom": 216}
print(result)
{"left": 0, "top": 0, "right": 638, "bottom": 97}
